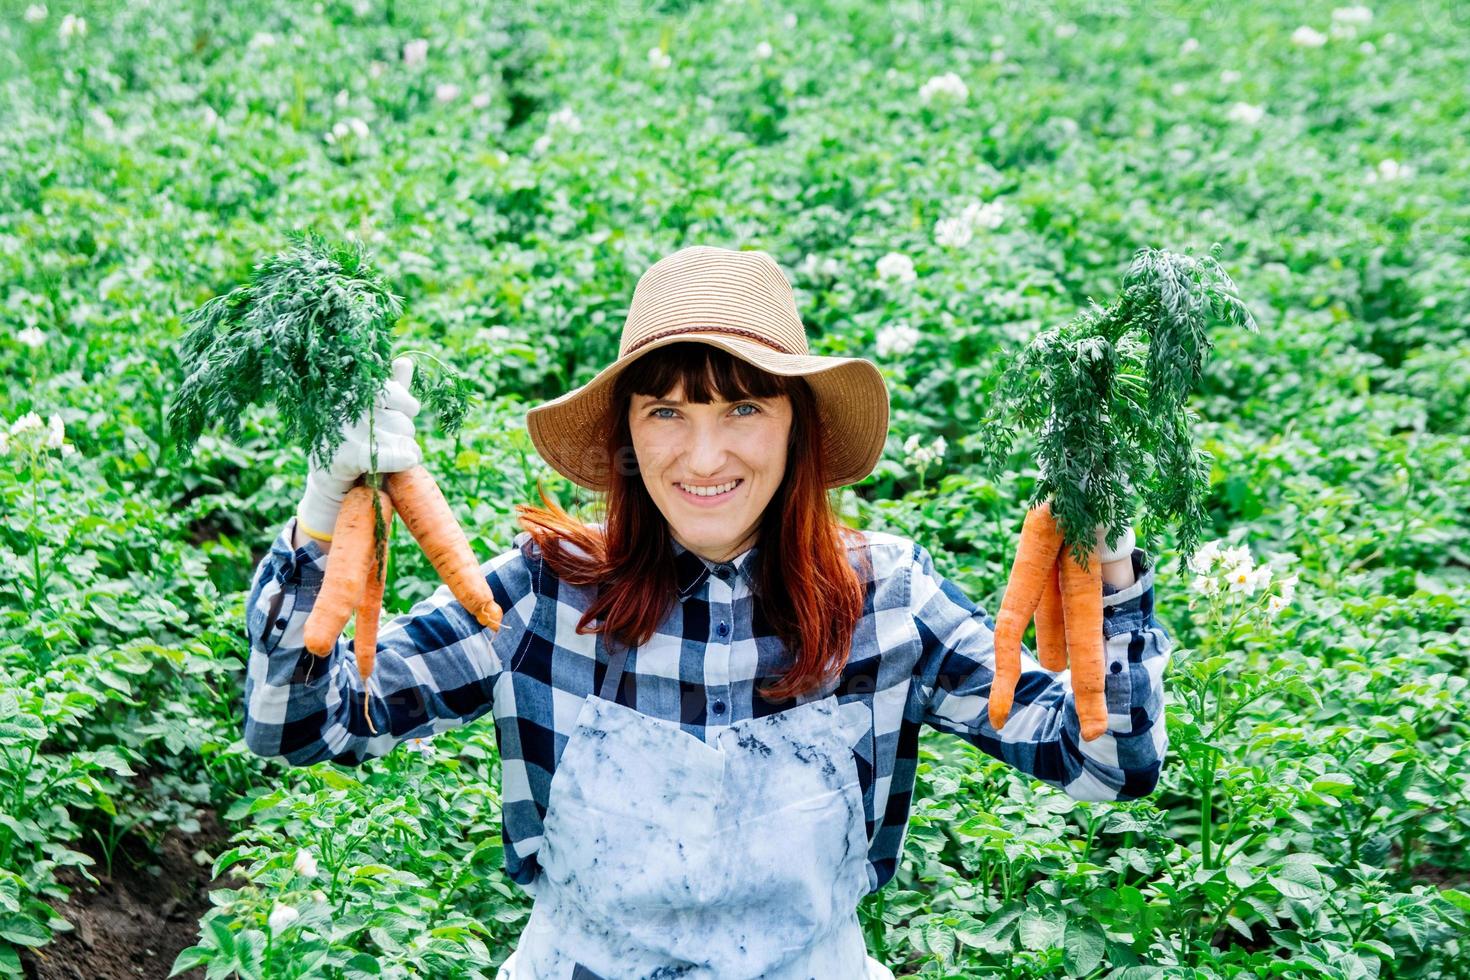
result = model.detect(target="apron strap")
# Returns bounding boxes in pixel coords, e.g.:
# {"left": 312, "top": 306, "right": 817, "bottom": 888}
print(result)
{"left": 598, "top": 645, "right": 630, "bottom": 702}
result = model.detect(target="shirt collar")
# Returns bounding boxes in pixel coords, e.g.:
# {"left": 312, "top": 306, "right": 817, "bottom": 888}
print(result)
{"left": 670, "top": 536, "right": 760, "bottom": 600}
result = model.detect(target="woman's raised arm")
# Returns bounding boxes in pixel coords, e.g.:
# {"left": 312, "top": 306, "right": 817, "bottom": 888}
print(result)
{"left": 243, "top": 516, "right": 541, "bottom": 767}
{"left": 909, "top": 541, "right": 1171, "bottom": 801}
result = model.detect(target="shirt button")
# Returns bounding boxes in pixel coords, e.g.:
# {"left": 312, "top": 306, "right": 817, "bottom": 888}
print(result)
{"left": 712, "top": 699, "right": 726, "bottom": 715}
{"left": 716, "top": 622, "right": 729, "bottom": 637}
{"left": 715, "top": 565, "right": 732, "bottom": 579}
{"left": 274, "top": 618, "right": 288, "bottom": 630}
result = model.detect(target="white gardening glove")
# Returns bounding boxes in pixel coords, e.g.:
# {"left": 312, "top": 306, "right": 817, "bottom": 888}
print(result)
{"left": 296, "top": 357, "right": 423, "bottom": 541}
{"left": 1094, "top": 522, "right": 1136, "bottom": 563}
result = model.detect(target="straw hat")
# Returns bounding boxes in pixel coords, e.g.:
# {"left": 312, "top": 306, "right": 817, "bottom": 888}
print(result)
{"left": 525, "top": 245, "right": 890, "bottom": 492}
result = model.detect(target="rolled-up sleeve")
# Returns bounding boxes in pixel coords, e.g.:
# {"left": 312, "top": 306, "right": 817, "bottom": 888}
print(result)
{"left": 910, "top": 542, "right": 1171, "bottom": 801}
{"left": 242, "top": 516, "right": 539, "bottom": 767}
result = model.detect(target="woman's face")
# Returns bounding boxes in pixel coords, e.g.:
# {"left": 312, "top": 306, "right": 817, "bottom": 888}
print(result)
{"left": 628, "top": 381, "right": 793, "bottom": 564}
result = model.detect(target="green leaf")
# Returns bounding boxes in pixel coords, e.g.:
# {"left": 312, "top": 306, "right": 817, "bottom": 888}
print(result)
{"left": 924, "top": 922, "right": 956, "bottom": 962}
{"left": 1018, "top": 907, "right": 1065, "bottom": 950}
{"left": 1268, "top": 861, "right": 1325, "bottom": 900}
{"left": 0, "top": 916, "right": 50, "bottom": 948}
{"left": 1063, "top": 919, "right": 1106, "bottom": 975}
{"left": 169, "top": 945, "right": 212, "bottom": 976}
{"left": 224, "top": 789, "right": 285, "bottom": 821}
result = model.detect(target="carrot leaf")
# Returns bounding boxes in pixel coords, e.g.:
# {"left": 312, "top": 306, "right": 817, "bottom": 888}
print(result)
{"left": 978, "top": 244, "right": 1258, "bottom": 571}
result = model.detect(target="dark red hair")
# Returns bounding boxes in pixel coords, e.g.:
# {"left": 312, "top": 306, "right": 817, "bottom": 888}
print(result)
{"left": 514, "top": 342, "right": 871, "bottom": 702}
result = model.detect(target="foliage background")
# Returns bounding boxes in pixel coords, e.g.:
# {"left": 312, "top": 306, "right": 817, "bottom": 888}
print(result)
{"left": 1, "top": 0, "right": 1466, "bottom": 976}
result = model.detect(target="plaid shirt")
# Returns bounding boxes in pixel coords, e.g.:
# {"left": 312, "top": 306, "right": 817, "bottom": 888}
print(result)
{"left": 244, "top": 516, "right": 1170, "bottom": 893}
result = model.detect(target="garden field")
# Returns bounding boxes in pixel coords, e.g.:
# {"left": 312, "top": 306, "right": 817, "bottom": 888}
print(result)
{"left": 2, "top": 0, "right": 1468, "bottom": 976}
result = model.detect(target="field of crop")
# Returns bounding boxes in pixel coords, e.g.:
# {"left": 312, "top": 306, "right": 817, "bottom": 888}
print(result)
{"left": 2, "top": 0, "right": 1468, "bottom": 976}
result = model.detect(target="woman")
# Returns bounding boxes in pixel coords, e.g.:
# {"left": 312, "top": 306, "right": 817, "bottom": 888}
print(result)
{"left": 244, "top": 246, "right": 1170, "bottom": 978}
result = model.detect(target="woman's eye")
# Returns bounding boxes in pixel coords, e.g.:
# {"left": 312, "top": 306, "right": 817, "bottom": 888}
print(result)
{"left": 650, "top": 407, "right": 676, "bottom": 419}
{"left": 647, "top": 404, "right": 760, "bottom": 420}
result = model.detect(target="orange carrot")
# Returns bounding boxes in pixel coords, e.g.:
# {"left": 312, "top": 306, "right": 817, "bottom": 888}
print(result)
{"left": 304, "top": 485, "right": 377, "bottom": 656}
{"left": 1034, "top": 555, "right": 1068, "bottom": 672}
{"left": 353, "top": 488, "right": 394, "bottom": 734}
{"left": 1060, "top": 542, "right": 1107, "bottom": 741}
{"left": 384, "top": 465, "right": 503, "bottom": 632}
{"left": 990, "top": 502, "right": 1065, "bottom": 731}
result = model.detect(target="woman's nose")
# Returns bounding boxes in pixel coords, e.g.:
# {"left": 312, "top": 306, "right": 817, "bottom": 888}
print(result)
{"left": 683, "top": 422, "right": 733, "bottom": 475}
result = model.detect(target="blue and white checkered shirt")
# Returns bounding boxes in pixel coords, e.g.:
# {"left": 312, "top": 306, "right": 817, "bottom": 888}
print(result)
{"left": 244, "top": 516, "right": 1170, "bottom": 893}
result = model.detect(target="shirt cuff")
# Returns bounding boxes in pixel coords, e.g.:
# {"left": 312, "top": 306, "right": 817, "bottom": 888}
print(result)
{"left": 1100, "top": 548, "right": 1155, "bottom": 637}
{"left": 269, "top": 516, "right": 332, "bottom": 583}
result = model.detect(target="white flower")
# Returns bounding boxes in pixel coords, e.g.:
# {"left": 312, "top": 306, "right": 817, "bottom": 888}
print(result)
{"left": 783, "top": 12, "right": 797, "bottom": 29}
{"left": 919, "top": 71, "right": 968, "bottom": 104}
{"left": 1191, "top": 574, "right": 1221, "bottom": 597}
{"left": 1332, "top": 5, "right": 1373, "bottom": 25}
{"left": 471, "top": 91, "right": 492, "bottom": 109}
{"left": 369, "top": 60, "right": 386, "bottom": 79}
{"left": 1219, "top": 68, "right": 1242, "bottom": 85}
{"left": 902, "top": 434, "right": 947, "bottom": 469}
{"left": 1365, "top": 158, "right": 1413, "bottom": 182}
{"left": 348, "top": 117, "right": 369, "bottom": 139}
{"left": 1055, "top": 22, "right": 1078, "bottom": 39}
{"left": 24, "top": 4, "right": 47, "bottom": 22}
{"left": 45, "top": 414, "right": 64, "bottom": 450}
{"left": 548, "top": 106, "right": 582, "bottom": 132}
{"left": 292, "top": 849, "right": 319, "bottom": 878}
{"left": 648, "top": 46, "right": 671, "bottom": 70}
{"left": 875, "top": 324, "right": 921, "bottom": 358}
{"left": 248, "top": 31, "right": 276, "bottom": 49}
{"left": 1220, "top": 544, "right": 1252, "bottom": 570}
{"left": 1186, "top": 540, "right": 1222, "bottom": 575}
{"left": 797, "top": 253, "right": 841, "bottom": 280}
{"left": 961, "top": 200, "right": 1005, "bottom": 230}
{"left": 1330, "top": 20, "right": 1360, "bottom": 40}
{"left": 1266, "top": 594, "right": 1288, "bottom": 618}
{"left": 16, "top": 327, "right": 46, "bottom": 348}
{"left": 875, "top": 252, "right": 916, "bottom": 284}
{"left": 754, "top": 40, "right": 773, "bottom": 59}
{"left": 10, "top": 412, "right": 44, "bottom": 437}
{"left": 58, "top": 12, "right": 85, "bottom": 40}
{"left": 1181, "top": 37, "right": 1200, "bottom": 55}
{"left": 1359, "top": 40, "right": 1376, "bottom": 54}
{"left": 0, "top": 431, "right": 8, "bottom": 455}
{"left": 333, "top": 89, "right": 349, "bottom": 109}
{"left": 403, "top": 38, "right": 429, "bottom": 68}
{"left": 532, "top": 133, "right": 552, "bottom": 154}
{"left": 310, "top": 889, "right": 328, "bottom": 904}
{"left": 1291, "top": 25, "right": 1328, "bottom": 48}
{"left": 434, "top": 83, "right": 460, "bottom": 103}
{"left": 1226, "top": 102, "right": 1265, "bottom": 125}
{"left": 267, "top": 902, "right": 300, "bottom": 934}
{"left": 1278, "top": 573, "right": 1299, "bottom": 604}
{"left": 404, "top": 737, "right": 436, "bottom": 756}
{"left": 934, "top": 216, "right": 973, "bottom": 248}
{"left": 1170, "top": 82, "right": 1188, "bottom": 97}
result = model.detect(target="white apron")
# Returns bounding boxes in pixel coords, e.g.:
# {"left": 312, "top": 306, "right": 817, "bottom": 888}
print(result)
{"left": 495, "top": 644, "right": 895, "bottom": 980}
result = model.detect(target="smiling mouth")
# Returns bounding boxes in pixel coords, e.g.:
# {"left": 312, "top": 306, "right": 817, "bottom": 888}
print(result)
{"left": 676, "top": 479, "right": 743, "bottom": 500}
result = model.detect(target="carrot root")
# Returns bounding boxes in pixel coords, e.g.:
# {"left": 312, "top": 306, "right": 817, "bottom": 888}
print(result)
{"left": 354, "top": 488, "right": 394, "bottom": 735}
{"left": 304, "top": 485, "right": 377, "bottom": 656}
{"left": 1060, "top": 543, "right": 1107, "bottom": 741}
{"left": 1034, "top": 556, "right": 1068, "bottom": 672}
{"left": 991, "top": 502, "right": 1065, "bottom": 731}
{"left": 384, "top": 466, "right": 504, "bottom": 631}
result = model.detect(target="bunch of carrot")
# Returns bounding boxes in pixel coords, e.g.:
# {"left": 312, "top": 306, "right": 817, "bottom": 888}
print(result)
{"left": 168, "top": 232, "right": 506, "bottom": 733}
{"left": 978, "top": 245, "right": 1258, "bottom": 742}
{"left": 988, "top": 502, "right": 1110, "bottom": 741}
{"left": 302, "top": 466, "right": 504, "bottom": 733}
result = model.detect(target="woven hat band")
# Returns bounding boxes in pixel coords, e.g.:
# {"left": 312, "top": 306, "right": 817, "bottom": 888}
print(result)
{"left": 624, "top": 324, "right": 798, "bottom": 357}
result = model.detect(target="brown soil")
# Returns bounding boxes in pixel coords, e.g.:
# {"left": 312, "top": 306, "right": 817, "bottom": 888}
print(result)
{"left": 19, "top": 807, "right": 245, "bottom": 980}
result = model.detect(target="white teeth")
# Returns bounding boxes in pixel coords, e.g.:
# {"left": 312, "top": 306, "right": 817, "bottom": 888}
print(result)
{"left": 679, "top": 480, "right": 740, "bottom": 497}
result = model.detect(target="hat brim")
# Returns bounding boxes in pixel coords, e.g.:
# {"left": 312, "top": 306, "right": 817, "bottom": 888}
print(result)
{"left": 525, "top": 331, "right": 891, "bottom": 492}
